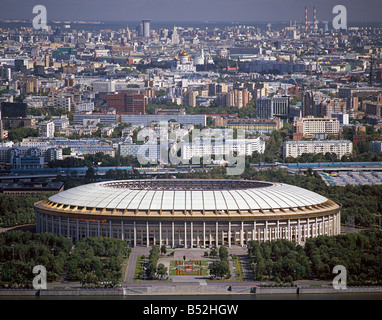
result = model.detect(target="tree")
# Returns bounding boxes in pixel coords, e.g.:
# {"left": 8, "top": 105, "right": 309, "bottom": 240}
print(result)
{"left": 85, "top": 166, "right": 95, "bottom": 182}
{"left": 210, "top": 248, "right": 218, "bottom": 257}
{"left": 209, "top": 260, "right": 229, "bottom": 279}
{"left": 219, "top": 245, "right": 229, "bottom": 261}
{"left": 157, "top": 263, "right": 168, "bottom": 279}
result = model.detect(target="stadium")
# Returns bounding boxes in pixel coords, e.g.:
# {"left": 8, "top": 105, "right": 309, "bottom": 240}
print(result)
{"left": 34, "top": 179, "right": 341, "bottom": 247}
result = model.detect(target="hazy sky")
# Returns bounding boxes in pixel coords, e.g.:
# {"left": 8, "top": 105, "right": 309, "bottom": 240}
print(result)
{"left": 1, "top": 0, "right": 381, "bottom": 22}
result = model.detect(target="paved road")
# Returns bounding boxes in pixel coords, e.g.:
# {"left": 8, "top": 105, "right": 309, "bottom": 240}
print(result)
{"left": 124, "top": 247, "right": 150, "bottom": 283}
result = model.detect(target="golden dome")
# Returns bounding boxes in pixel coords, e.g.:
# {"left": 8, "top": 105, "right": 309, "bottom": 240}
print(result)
{"left": 179, "top": 48, "right": 188, "bottom": 56}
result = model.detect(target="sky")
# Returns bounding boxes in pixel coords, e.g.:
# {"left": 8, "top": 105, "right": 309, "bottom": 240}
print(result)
{"left": 0, "top": 0, "right": 381, "bottom": 23}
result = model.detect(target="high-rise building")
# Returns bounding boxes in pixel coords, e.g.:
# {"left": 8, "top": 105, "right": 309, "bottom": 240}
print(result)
{"left": 126, "top": 25, "right": 131, "bottom": 40}
{"left": 183, "top": 91, "right": 198, "bottom": 107}
{"left": 171, "top": 26, "right": 180, "bottom": 44}
{"left": 256, "top": 95, "right": 289, "bottom": 119}
{"left": 0, "top": 67, "right": 11, "bottom": 82}
{"left": 142, "top": 19, "right": 150, "bottom": 38}
{"left": 256, "top": 97, "right": 273, "bottom": 119}
{"left": 302, "top": 91, "right": 326, "bottom": 117}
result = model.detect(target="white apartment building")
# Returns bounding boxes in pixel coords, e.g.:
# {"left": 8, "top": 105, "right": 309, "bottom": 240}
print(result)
{"left": 293, "top": 116, "right": 340, "bottom": 139}
{"left": 118, "top": 138, "right": 265, "bottom": 165}
{"left": 119, "top": 143, "right": 160, "bottom": 164}
{"left": 283, "top": 140, "right": 353, "bottom": 160}
{"left": 180, "top": 138, "right": 265, "bottom": 162}
{"left": 39, "top": 121, "right": 55, "bottom": 138}
{"left": 75, "top": 102, "right": 95, "bottom": 112}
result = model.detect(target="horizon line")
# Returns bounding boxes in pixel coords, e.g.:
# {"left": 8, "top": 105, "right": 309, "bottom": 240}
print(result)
{"left": 1, "top": 19, "right": 382, "bottom": 24}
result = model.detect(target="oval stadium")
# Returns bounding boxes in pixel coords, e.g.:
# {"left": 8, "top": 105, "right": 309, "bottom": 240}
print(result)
{"left": 34, "top": 179, "right": 341, "bottom": 247}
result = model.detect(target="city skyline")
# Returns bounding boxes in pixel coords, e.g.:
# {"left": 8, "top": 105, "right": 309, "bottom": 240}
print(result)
{"left": 1, "top": 0, "right": 382, "bottom": 23}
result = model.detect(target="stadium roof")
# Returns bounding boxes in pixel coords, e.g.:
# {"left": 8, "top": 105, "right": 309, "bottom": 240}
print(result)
{"left": 47, "top": 179, "right": 328, "bottom": 213}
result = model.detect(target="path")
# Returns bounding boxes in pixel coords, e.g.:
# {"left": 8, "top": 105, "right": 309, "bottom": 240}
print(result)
{"left": 124, "top": 247, "right": 150, "bottom": 283}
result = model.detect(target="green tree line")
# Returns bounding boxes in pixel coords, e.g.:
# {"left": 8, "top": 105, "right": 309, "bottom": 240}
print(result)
{"left": 248, "top": 229, "right": 382, "bottom": 285}
{"left": 0, "top": 193, "right": 53, "bottom": 228}
{"left": 0, "top": 231, "right": 72, "bottom": 288}
{"left": 66, "top": 237, "right": 130, "bottom": 287}
{"left": 208, "top": 245, "right": 230, "bottom": 279}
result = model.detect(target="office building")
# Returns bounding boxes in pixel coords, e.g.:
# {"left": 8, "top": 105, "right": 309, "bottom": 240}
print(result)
{"left": 256, "top": 95, "right": 289, "bottom": 119}
{"left": 142, "top": 19, "right": 151, "bottom": 38}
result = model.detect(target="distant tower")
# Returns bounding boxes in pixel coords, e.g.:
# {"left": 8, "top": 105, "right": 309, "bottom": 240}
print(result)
{"left": 313, "top": 6, "right": 318, "bottom": 30}
{"left": 323, "top": 21, "right": 329, "bottom": 32}
{"left": 126, "top": 25, "right": 131, "bottom": 40}
{"left": 171, "top": 26, "right": 180, "bottom": 44}
{"left": 142, "top": 19, "right": 150, "bottom": 38}
{"left": 138, "top": 22, "right": 143, "bottom": 37}
{"left": 305, "top": 6, "right": 308, "bottom": 30}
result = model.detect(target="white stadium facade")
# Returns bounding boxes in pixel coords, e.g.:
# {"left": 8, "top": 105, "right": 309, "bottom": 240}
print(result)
{"left": 34, "top": 179, "right": 341, "bottom": 247}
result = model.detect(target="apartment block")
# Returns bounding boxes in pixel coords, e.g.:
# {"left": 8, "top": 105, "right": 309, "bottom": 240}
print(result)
{"left": 283, "top": 140, "right": 353, "bottom": 160}
{"left": 293, "top": 116, "right": 340, "bottom": 140}
{"left": 107, "top": 90, "right": 145, "bottom": 114}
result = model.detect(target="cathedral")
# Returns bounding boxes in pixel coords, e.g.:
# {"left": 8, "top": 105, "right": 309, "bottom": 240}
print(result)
{"left": 171, "top": 48, "right": 196, "bottom": 72}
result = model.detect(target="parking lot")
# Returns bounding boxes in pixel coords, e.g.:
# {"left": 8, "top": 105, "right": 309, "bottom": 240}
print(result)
{"left": 319, "top": 171, "right": 382, "bottom": 186}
